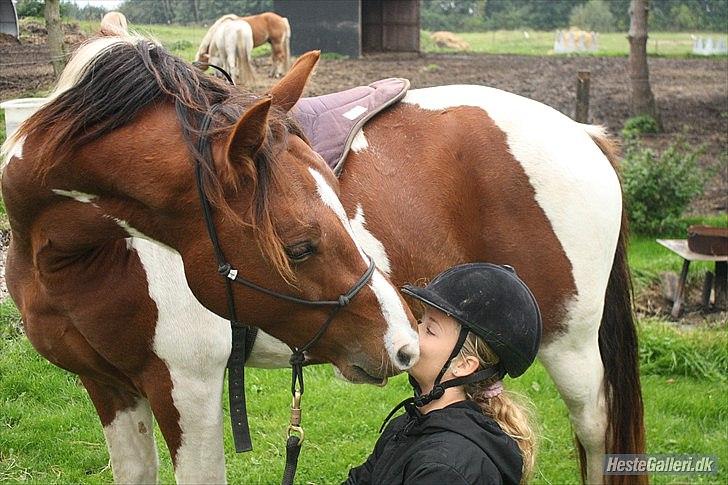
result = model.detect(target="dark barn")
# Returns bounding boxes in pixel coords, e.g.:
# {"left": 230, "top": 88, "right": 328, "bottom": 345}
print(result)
{"left": 272, "top": 0, "right": 419, "bottom": 58}
{"left": 0, "top": 0, "right": 19, "bottom": 38}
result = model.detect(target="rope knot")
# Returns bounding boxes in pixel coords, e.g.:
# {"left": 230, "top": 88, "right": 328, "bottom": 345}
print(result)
{"left": 218, "top": 263, "right": 231, "bottom": 276}
{"left": 289, "top": 352, "right": 305, "bottom": 367}
{"left": 338, "top": 295, "right": 351, "bottom": 306}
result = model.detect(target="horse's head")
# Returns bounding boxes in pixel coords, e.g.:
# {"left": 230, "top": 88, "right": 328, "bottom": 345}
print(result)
{"left": 2, "top": 37, "right": 418, "bottom": 382}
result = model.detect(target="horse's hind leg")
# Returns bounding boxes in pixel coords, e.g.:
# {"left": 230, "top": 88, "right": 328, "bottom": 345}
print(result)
{"left": 270, "top": 39, "right": 286, "bottom": 77}
{"left": 539, "top": 313, "right": 607, "bottom": 484}
{"left": 241, "top": 44, "right": 256, "bottom": 85}
{"left": 81, "top": 377, "right": 159, "bottom": 484}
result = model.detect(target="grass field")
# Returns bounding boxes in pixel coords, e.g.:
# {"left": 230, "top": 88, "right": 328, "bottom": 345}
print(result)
{"left": 1, "top": 310, "right": 726, "bottom": 484}
{"left": 421, "top": 30, "right": 728, "bottom": 58}
{"left": 63, "top": 19, "right": 728, "bottom": 61}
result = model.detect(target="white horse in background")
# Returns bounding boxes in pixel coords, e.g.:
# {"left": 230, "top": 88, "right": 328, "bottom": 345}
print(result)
{"left": 99, "top": 11, "right": 128, "bottom": 37}
{"left": 208, "top": 19, "right": 256, "bottom": 86}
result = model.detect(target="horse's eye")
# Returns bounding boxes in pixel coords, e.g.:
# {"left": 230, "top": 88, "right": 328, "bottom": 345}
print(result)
{"left": 285, "top": 241, "right": 315, "bottom": 263}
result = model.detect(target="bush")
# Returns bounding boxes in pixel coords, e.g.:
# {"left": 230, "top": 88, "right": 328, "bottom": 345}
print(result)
{"left": 621, "top": 115, "right": 660, "bottom": 138}
{"left": 622, "top": 138, "right": 707, "bottom": 235}
{"left": 15, "top": 0, "right": 43, "bottom": 18}
{"left": 568, "top": 0, "right": 617, "bottom": 32}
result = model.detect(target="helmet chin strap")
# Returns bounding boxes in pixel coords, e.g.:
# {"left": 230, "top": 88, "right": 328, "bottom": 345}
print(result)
{"left": 380, "top": 326, "right": 504, "bottom": 432}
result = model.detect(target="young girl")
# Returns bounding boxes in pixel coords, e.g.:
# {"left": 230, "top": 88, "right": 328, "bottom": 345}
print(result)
{"left": 345, "top": 263, "right": 542, "bottom": 485}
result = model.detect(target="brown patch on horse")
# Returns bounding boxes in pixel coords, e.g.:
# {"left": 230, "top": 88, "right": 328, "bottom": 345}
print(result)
{"left": 339, "top": 103, "right": 577, "bottom": 338}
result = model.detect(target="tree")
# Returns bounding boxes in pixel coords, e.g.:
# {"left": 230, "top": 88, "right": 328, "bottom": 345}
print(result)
{"left": 44, "top": 0, "right": 66, "bottom": 78}
{"left": 628, "top": 0, "right": 661, "bottom": 129}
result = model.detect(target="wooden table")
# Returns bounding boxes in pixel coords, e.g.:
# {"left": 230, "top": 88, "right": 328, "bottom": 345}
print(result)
{"left": 656, "top": 239, "right": 728, "bottom": 318}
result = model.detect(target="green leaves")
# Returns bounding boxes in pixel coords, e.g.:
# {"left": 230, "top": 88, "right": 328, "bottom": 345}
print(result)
{"left": 622, "top": 136, "right": 708, "bottom": 235}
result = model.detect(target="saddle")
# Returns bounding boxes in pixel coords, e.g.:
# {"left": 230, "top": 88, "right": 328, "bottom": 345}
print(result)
{"left": 291, "top": 78, "right": 410, "bottom": 176}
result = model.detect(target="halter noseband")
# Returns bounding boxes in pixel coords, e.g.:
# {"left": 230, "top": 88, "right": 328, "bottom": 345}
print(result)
{"left": 185, "top": 99, "right": 376, "bottom": 457}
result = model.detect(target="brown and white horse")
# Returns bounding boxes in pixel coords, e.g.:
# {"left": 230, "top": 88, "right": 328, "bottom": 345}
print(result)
{"left": 332, "top": 88, "right": 645, "bottom": 484}
{"left": 0, "top": 37, "right": 419, "bottom": 483}
{"left": 196, "top": 12, "right": 291, "bottom": 78}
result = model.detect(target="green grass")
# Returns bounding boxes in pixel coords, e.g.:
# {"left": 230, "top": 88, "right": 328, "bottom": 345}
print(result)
{"left": 421, "top": 29, "right": 728, "bottom": 57}
{"left": 1, "top": 304, "right": 726, "bottom": 484}
{"left": 63, "top": 18, "right": 728, "bottom": 60}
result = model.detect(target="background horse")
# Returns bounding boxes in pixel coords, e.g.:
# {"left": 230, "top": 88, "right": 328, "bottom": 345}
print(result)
{"left": 0, "top": 38, "right": 418, "bottom": 483}
{"left": 208, "top": 18, "right": 256, "bottom": 85}
{"left": 196, "top": 12, "right": 291, "bottom": 78}
{"left": 287, "top": 59, "right": 645, "bottom": 483}
{"left": 99, "top": 11, "right": 128, "bottom": 37}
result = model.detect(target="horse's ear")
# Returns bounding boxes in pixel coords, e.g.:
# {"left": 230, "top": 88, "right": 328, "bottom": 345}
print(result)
{"left": 225, "top": 96, "right": 272, "bottom": 164}
{"left": 267, "top": 50, "right": 320, "bottom": 113}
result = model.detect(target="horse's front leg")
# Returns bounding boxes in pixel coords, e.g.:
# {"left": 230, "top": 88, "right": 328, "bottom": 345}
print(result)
{"left": 143, "top": 357, "right": 228, "bottom": 484}
{"left": 81, "top": 377, "right": 159, "bottom": 484}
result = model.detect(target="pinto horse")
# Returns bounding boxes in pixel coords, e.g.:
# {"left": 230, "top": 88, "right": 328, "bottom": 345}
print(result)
{"left": 331, "top": 90, "right": 645, "bottom": 484}
{"left": 0, "top": 37, "right": 419, "bottom": 483}
{"left": 289, "top": 66, "right": 646, "bottom": 482}
{"left": 196, "top": 12, "right": 291, "bottom": 78}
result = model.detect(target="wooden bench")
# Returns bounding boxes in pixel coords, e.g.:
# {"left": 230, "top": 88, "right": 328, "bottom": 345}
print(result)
{"left": 656, "top": 239, "right": 727, "bottom": 318}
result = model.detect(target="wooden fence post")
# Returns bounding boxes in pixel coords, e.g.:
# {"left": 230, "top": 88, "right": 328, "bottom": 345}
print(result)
{"left": 575, "top": 70, "right": 590, "bottom": 123}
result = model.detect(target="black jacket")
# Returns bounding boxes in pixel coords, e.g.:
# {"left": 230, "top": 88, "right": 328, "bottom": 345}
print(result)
{"left": 345, "top": 400, "right": 522, "bottom": 485}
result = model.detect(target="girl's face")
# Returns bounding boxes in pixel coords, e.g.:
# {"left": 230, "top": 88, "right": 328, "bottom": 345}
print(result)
{"left": 408, "top": 307, "right": 462, "bottom": 388}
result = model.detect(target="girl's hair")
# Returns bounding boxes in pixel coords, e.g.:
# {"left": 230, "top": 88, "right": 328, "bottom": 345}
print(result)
{"left": 454, "top": 332, "right": 538, "bottom": 483}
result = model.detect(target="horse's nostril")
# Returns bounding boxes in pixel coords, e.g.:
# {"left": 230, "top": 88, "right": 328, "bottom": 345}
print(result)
{"left": 396, "top": 345, "right": 418, "bottom": 369}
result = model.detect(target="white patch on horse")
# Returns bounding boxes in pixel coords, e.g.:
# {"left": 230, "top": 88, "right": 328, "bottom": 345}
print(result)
{"left": 308, "top": 168, "right": 418, "bottom": 370}
{"left": 102, "top": 398, "right": 159, "bottom": 484}
{"left": 245, "top": 331, "right": 293, "bottom": 368}
{"left": 350, "top": 129, "right": 369, "bottom": 153}
{"left": 1, "top": 135, "right": 25, "bottom": 170}
{"left": 131, "top": 237, "right": 229, "bottom": 483}
{"left": 349, "top": 204, "right": 391, "bottom": 276}
{"left": 126, "top": 233, "right": 290, "bottom": 482}
{"left": 51, "top": 189, "right": 98, "bottom": 204}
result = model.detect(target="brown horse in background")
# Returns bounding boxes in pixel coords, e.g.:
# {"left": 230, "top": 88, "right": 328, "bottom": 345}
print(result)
{"left": 196, "top": 12, "right": 291, "bottom": 78}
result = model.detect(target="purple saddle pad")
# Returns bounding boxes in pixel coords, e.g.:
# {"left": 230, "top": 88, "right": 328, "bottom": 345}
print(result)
{"left": 291, "top": 78, "right": 409, "bottom": 176}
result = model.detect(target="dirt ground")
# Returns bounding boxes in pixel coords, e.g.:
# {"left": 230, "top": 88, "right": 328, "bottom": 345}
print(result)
{"left": 1, "top": 34, "right": 727, "bottom": 320}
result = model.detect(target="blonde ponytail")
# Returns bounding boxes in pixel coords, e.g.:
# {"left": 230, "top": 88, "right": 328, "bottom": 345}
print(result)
{"left": 456, "top": 333, "right": 538, "bottom": 483}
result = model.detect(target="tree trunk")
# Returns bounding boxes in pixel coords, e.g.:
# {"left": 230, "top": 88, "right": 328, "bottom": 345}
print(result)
{"left": 192, "top": 0, "right": 200, "bottom": 23}
{"left": 44, "top": 0, "right": 66, "bottom": 79}
{"left": 628, "top": 0, "right": 662, "bottom": 129}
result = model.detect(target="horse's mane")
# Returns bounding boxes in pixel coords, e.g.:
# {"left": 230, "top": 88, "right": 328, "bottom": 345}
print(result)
{"left": 2, "top": 34, "right": 299, "bottom": 280}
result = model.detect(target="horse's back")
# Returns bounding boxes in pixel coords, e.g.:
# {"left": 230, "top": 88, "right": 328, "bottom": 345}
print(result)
{"left": 340, "top": 84, "right": 622, "bottom": 335}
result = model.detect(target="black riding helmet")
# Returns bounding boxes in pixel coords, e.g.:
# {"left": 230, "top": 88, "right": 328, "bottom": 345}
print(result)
{"left": 402, "top": 262, "right": 542, "bottom": 379}
{"left": 380, "top": 263, "right": 542, "bottom": 426}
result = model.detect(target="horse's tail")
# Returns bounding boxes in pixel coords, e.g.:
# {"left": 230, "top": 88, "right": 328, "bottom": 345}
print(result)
{"left": 283, "top": 17, "right": 291, "bottom": 70}
{"left": 237, "top": 22, "right": 255, "bottom": 85}
{"left": 583, "top": 125, "right": 647, "bottom": 485}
